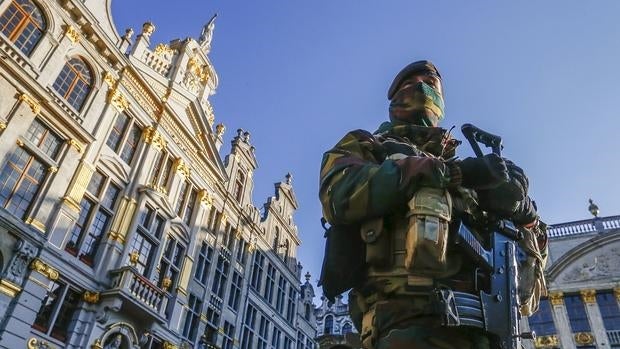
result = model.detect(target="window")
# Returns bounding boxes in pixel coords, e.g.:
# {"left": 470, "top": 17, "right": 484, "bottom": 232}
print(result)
{"left": 228, "top": 270, "right": 243, "bottom": 311}
{"left": 66, "top": 171, "right": 122, "bottom": 265}
{"left": 565, "top": 294, "right": 591, "bottom": 333}
{"left": 342, "top": 322, "right": 353, "bottom": 335}
{"left": 527, "top": 298, "right": 556, "bottom": 336}
{"left": 174, "top": 180, "right": 197, "bottom": 225}
{"left": 150, "top": 149, "right": 174, "bottom": 193}
{"left": 222, "top": 321, "right": 235, "bottom": 349}
{"left": 236, "top": 238, "right": 248, "bottom": 265}
{"left": 0, "top": 119, "right": 62, "bottom": 220}
{"left": 194, "top": 241, "right": 214, "bottom": 285}
{"left": 128, "top": 205, "right": 165, "bottom": 275}
{"left": 305, "top": 338, "right": 313, "bottom": 349}
{"left": 0, "top": 0, "right": 46, "bottom": 55}
{"left": 276, "top": 275, "right": 286, "bottom": 314}
{"left": 284, "top": 336, "right": 293, "bottom": 349}
{"left": 264, "top": 263, "right": 276, "bottom": 304}
{"left": 203, "top": 306, "right": 220, "bottom": 345}
{"left": 241, "top": 304, "right": 257, "bottom": 349}
{"left": 212, "top": 254, "right": 230, "bottom": 299}
{"left": 32, "top": 280, "right": 79, "bottom": 342}
{"left": 597, "top": 291, "right": 620, "bottom": 330}
{"left": 324, "top": 315, "right": 333, "bottom": 334}
{"left": 205, "top": 206, "right": 219, "bottom": 231}
{"left": 271, "top": 326, "right": 281, "bottom": 349}
{"left": 234, "top": 169, "right": 245, "bottom": 202}
{"left": 250, "top": 251, "right": 264, "bottom": 291}
{"left": 283, "top": 239, "right": 290, "bottom": 262}
{"left": 155, "top": 236, "right": 184, "bottom": 292}
{"left": 222, "top": 222, "right": 235, "bottom": 252}
{"left": 257, "top": 314, "right": 270, "bottom": 349}
{"left": 297, "top": 332, "right": 306, "bottom": 349}
{"left": 181, "top": 294, "right": 203, "bottom": 342}
{"left": 52, "top": 57, "right": 92, "bottom": 111}
{"left": 286, "top": 286, "right": 297, "bottom": 322}
{"left": 304, "top": 303, "right": 311, "bottom": 320}
{"left": 105, "top": 112, "right": 142, "bottom": 165}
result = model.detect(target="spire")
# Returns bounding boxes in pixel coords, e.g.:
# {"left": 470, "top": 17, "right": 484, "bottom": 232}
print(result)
{"left": 588, "top": 198, "right": 600, "bottom": 217}
{"left": 285, "top": 172, "right": 293, "bottom": 185}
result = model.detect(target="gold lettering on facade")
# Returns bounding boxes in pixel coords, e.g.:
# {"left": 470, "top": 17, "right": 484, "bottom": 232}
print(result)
{"left": 0, "top": 279, "right": 21, "bottom": 297}
{"left": 30, "top": 259, "right": 59, "bottom": 280}
{"left": 107, "top": 88, "right": 130, "bottom": 112}
{"left": 548, "top": 291, "right": 564, "bottom": 306}
{"left": 64, "top": 25, "right": 81, "bottom": 43}
{"left": 174, "top": 158, "right": 191, "bottom": 179}
{"left": 26, "top": 217, "right": 46, "bottom": 233}
{"left": 68, "top": 139, "right": 84, "bottom": 154}
{"left": 82, "top": 291, "right": 100, "bottom": 304}
{"left": 18, "top": 93, "right": 41, "bottom": 115}
{"left": 143, "top": 127, "right": 167, "bottom": 151}
{"left": 580, "top": 289, "right": 596, "bottom": 304}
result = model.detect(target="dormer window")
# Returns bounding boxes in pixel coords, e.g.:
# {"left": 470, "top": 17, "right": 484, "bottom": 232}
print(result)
{"left": 234, "top": 169, "right": 245, "bottom": 202}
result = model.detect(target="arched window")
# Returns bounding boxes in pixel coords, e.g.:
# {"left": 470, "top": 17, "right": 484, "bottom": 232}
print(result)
{"left": 304, "top": 303, "right": 311, "bottom": 320}
{"left": 0, "top": 0, "right": 46, "bottom": 56}
{"left": 324, "top": 315, "right": 333, "bottom": 335}
{"left": 234, "top": 169, "right": 245, "bottom": 202}
{"left": 52, "top": 57, "right": 93, "bottom": 111}
{"left": 342, "top": 322, "right": 353, "bottom": 335}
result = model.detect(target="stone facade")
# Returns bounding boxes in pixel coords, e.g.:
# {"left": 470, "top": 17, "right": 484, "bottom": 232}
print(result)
{"left": 314, "top": 296, "right": 359, "bottom": 349}
{"left": 0, "top": 0, "right": 316, "bottom": 348}
{"left": 523, "top": 215, "right": 620, "bottom": 349}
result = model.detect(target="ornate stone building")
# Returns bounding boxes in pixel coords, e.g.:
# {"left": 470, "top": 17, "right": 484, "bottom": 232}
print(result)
{"left": 314, "top": 296, "right": 359, "bottom": 349}
{"left": 523, "top": 210, "right": 620, "bottom": 349}
{"left": 0, "top": 0, "right": 316, "bottom": 348}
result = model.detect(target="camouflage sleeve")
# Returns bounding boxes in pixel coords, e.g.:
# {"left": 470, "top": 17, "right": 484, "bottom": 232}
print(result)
{"left": 319, "top": 129, "right": 454, "bottom": 225}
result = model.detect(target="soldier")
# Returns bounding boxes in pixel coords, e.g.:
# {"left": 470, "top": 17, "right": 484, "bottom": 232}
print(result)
{"left": 319, "top": 61, "right": 548, "bottom": 349}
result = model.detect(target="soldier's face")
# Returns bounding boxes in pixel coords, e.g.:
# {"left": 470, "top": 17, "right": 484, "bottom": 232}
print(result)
{"left": 388, "top": 72, "right": 445, "bottom": 127}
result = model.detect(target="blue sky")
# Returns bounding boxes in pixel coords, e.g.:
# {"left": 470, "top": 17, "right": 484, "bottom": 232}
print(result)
{"left": 112, "top": 1, "right": 620, "bottom": 287}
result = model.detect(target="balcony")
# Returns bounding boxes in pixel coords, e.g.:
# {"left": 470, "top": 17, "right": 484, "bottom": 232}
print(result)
{"left": 608, "top": 330, "right": 620, "bottom": 346}
{"left": 547, "top": 215, "right": 620, "bottom": 238}
{"left": 102, "top": 266, "right": 169, "bottom": 322}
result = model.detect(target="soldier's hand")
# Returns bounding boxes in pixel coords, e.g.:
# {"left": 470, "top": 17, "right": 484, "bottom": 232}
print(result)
{"left": 511, "top": 196, "right": 538, "bottom": 226}
{"left": 476, "top": 159, "right": 529, "bottom": 214}
{"left": 457, "top": 153, "right": 509, "bottom": 190}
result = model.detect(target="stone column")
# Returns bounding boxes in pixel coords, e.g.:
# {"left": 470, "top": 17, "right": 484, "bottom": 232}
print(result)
{"left": 581, "top": 289, "right": 609, "bottom": 348}
{"left": 549, "top": 291, "right": 574, "bottom": 348}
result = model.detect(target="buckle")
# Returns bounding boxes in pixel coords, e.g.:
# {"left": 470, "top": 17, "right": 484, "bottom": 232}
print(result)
{"left": 433, "top": 288, "right": 460, "bottom": 327}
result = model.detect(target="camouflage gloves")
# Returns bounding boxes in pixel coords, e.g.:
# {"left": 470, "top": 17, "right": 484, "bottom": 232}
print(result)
{"left": 457, "top": 153, "right": 509, "bottom": 190}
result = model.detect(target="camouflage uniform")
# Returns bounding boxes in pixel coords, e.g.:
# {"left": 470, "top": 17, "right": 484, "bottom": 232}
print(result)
{"left": 319, "top": 120, "right": 547, "bottom": 348}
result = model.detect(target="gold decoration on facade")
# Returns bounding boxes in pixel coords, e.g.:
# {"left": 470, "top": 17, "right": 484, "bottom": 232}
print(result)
{"left": 580, "top": 289, "right": 596, "bottom": 304}
{"left": 64, "top": 161, "right": 94, "bottom": 213}
{"left": 549, "top": 291, "right": 564, "bottom": 305}
{"left": 48, "top": 166, "right": 58, "bottom": 173}
{"left": 30, "top": 259, "right": 59, "bottom": 280}
{"left": 26, "top": 217, "right": 46, "bottom": 233}
{"left": 174, "top": 158, "right": 191, "bottom": 179}
{"left": 162, "top": 277, "right": 172, "bottom": 290}
{"left": 16, "top": 139, "right": 24, "bottom": 147}
{"left": 533, "top": 335, "right": 559, "bottom": 348}
{"left": 27, "top": 337, "right": 57, "bottom": 349}
{"left": 198, "top": 189, "right": 213, "bottom": 207}
{"left": 215, "top": 123, "right": 225, "bottom": 137}
{"left": 64, "top": 25, "right": 80, "bottom": 43}
{"left": 90, "top": 339, "right": 103, "bottom": 349}
{"left": 574, "top": 332, "right": 595, "bottom": 346}
{"left": 154, "top": 43, "right": 174, "bottom": 56}
{"left": 129, "top": 250, "right": 140, "bottom": 265}
{"left": 0, "top": 122, "right": 7, "bottom": 130}
{"left": 108, "top": 197, "right": 137, "bottom": 244}
{"left": 0, "top": 279, "right": 21, "bottom": 297}
{"left": 143, "top": 127, "right": 167, "bottom": 151}
{"left": 221, "top": 213, "right": 228, "bottom": 225}
{"left": 162, "top": 342, "right": 178, "bottom": 349}
{"left": 18, "top": 93, "right": 41, "bottom": 115}
{"left": 82, "top": 291, "right": 100, "bottom": 304}
{"left": 187, "top": 57, "right": 210, "bottom": 82}
{"left": 68, "top": 139, "right": 84, "bottom": 154}
{"left": 614, "top": 287, "right": 620, "bottom": 300}
{"left": 107, "top": 88, "right": 130, "bottom": 112}
{"left": 142, "top": 22, "right": 155, "bottom": 35}
{"left": 103, "top": 71, "right": 117, "bottom": 87}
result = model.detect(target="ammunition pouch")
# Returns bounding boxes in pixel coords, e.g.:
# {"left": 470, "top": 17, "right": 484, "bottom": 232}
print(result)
{"left": 318, "top": 219, "right": 366, "bottom": 302}
{"left": 405, "top": 188, "right": 453, "bottom": 276}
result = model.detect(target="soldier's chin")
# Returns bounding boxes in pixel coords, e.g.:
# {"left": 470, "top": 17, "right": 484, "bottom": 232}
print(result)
{"left": 392, "top": 111, "right": 439, "bottom": 127}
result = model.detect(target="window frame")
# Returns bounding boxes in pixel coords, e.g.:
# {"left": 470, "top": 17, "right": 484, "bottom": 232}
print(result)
{"left": 52, "top": 57, "right": 93, "bottom": 112}
{"left": 0, "top": 0, "right": 47, "bottom": 56}
{"left": 31, "top": 279, "right": 80, "bottom": 343}
{"left": 105, "top": 111, "right": 143, "bottom": 166}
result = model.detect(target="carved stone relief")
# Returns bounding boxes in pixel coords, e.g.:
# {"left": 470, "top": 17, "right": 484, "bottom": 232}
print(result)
{"left": 3, "top": 239, "right": 37, "bottom": 284}
{"left": 561, "top": 246, "right": 620, "bottom": 283}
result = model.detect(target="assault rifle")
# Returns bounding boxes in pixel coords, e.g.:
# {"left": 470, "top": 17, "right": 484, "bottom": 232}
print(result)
{"left": 436, "top": 124, "right": 534, "bottom": 349}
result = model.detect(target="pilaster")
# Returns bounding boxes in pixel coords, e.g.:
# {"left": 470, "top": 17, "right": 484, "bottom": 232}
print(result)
{"left": 548, "top": 291, "right": 574, "bottom": 348}
{"left": 581, "top": 289, "right": 608, "bottom": 347}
